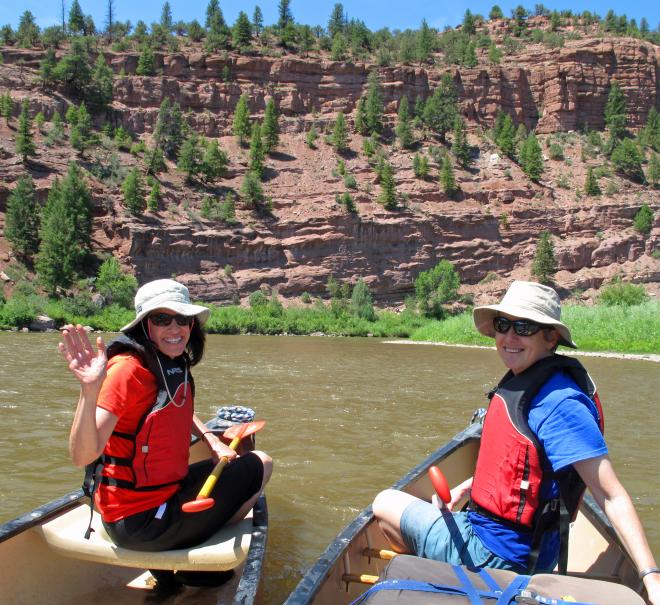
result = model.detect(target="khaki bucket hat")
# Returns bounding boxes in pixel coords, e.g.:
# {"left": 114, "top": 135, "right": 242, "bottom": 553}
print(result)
{"left": 120, "top": 279, "right": 210, "bottom": 332}
{"left": 472, "top": 280, "right": 576, "bottom": 348}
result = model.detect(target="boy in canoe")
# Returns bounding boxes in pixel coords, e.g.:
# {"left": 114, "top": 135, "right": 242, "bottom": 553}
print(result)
{"left": 373, "top": 280, "right": 659, "bottom": 604}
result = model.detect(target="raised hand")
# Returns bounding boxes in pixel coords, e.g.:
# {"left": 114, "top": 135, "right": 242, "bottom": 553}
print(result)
{"left": 58, "top": 324, "right": 107, "bottom": 387}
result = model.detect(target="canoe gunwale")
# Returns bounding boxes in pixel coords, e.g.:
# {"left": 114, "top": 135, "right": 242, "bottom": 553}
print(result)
{"left": 283, "top": 422, "right": 483, "bottom": 605}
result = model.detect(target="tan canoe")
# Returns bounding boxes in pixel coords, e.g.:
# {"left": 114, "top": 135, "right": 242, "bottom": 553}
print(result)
{"left": 284, "top": 420, "right": 649, "bottom": 605}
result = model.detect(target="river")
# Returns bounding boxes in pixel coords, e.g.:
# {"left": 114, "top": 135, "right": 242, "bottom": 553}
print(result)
{"left": 0, "top": 333, "right": 658, "bottom": 603}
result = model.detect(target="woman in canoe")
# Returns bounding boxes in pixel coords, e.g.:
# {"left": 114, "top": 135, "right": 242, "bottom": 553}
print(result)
{"left": 59, "top": 279, "right": 273, "bottom": 559}
{"left": 373, "top": 280, "right": 659, "bottom": 604}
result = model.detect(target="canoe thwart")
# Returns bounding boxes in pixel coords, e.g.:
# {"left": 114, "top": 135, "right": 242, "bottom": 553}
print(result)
{"left": 341, "top": 573, "right": 378, "bottom": 585}
{"left": 37, "top": 503, "right": 253, "bottom": 572}
{"left": 362, "top": 548, "right": 397, "bottom": 561}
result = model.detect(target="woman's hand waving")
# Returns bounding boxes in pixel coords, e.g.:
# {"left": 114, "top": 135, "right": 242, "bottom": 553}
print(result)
{"left": 59, "top": 324, "right": 107, "bottom": 388}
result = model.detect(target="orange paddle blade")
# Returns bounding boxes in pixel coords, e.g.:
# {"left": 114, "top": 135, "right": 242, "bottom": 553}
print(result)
{"left": 223, "top": 420, "right": 266, "bottom": 440}
{"left": 429, "top": 466, "right": 451, "bottom": 504}
{"left": 181, "top": 497, "right": 215, "bottom": 513}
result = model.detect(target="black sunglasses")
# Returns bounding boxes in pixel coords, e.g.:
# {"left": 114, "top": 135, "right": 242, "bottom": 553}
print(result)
{"left": 493, "top": 316, "right": 545, "bottom": 337}
{"left": 148, "top": 312, "right": 194, "bottom": 327}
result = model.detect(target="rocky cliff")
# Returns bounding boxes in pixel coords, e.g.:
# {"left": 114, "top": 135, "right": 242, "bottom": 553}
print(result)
{"left": 0, "top": 32, "right": 658, "bottom": 304}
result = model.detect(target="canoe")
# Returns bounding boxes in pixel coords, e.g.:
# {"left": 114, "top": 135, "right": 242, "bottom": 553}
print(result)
{"left": 284, "top": 419, "right": 648, "bottom": 605}
{"left": 0, "top": 421, "right": 268, "bottom": 605}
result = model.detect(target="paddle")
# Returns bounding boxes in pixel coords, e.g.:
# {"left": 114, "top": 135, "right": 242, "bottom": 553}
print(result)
{"left": 182, "top": 420, "right": 266, "bottom": 513}
{"left": 428, "top": 466, "right": 451, "bottom": 504}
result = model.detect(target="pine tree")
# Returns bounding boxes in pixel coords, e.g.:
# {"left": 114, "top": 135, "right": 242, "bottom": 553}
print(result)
{"left": 440, "top": 156, "right": 458, "bottom": 196}
{"left": 88, "top": 54, "right": 114, "bottom": 114}
{"left": 252, "top": 6, "right": 264, "bottom": 36}
{"left": 36, "top": 163, "right": 92, "bottom": 292}
{"left": 332, "top": 111, "right": 349, "bottom": 152}
{"left": 261, "top": 99, "right": 280, "bottom": 154}
{"left": 462, "top": 9, "right": 476, "bottom": 35}
{"left": 15, "top": 100, "right": 36, "bottom": 164}
{"left": 232, "top": 11, "right": 253, "bottom": 50}
{"left": 328, "top": 3, "right": 346, "bottom": 39}
{"left": 520, "top": 133, "right": 544, "bottom": 181}
{"left": 494, "top": 111, "right": 516, "bottom": 158}
{"left": 604, "top": 81, "right": 627, "bottom": 147}
{"left": 531, "top": 231, "right": 557, "bottom": 285}
{"left": 136, "top": 45, "right": 156, "bottom": 76}
{"left": 16, "top": 11, "right": 40, "bottom": 47}
{"left": 70, "top": 102, "right": 92, "bottom": 156}
{"left": 423, "top": 73, "right": 458, "bottom": 143}
{"left": 278, "top": 0, "right": 294, "bottom": 30}
{"left": 417, "top": 19, "right": 435, "bottom": 63}
{"left": 0, "top": 93, "right": 12, "bottom": 125}
{"left": 160, "top": 2, "right": 173, "bottom": 32}
{"left": 122, "top": 168, "right": 145, "bottom": 215}
{"left": 39, "top": 48, "right": 58, "bottom": 90}
{"left": 611, "top": 138, "right": 644, "bottom": 182}
{"left": 584, "top": 167, "right": 601, "bottom": 196}
{"left": 452, "top": 116, "right": 471, "bottom": 167}
{"left": 349, "top": 278, "right": 376, "bottom": 320}
{"left": 200, "top": 140, "right": 228, "bottom": 183}
{"left": 177, "top": 133, "right": 203, "bottom": 182}
{"left": 331, "top": 33, "right": 348, "bottom": 61}
{"left": 488, "top": 42, "right": 502, "bottom": 64}
{"left": 147, "top": 179, "right": 161, "bottom": 212}
{"left": 241, "top": 171, "right": 264, "bottom": 208}
{"left": 5, "top": 175, "right": 41, "bottom": 258}
{"left": 378, "top": 162, "right": 397, "bottom": 210}
{"left": 639, "top": 107, "right": 659, "bottom": 152}
{"left": 647, "top": 153, "right": 660, "bottom": 188}
{"left": 306, "top": 125, "right": 318, "bottom": 148}
{"left": 395, "top": 96, "right": 414, "bottom": 149}
{"left": 365, "top": 71, "right": 384, "bottom": 136}
{"left": 154, "top": 98, "right": 184, "bottom": 158}
{"left": 249, "top": 122, "right": 265, "bottom": 179}
{"left": 68, "top": 1, "right": 85, "bottom": 35}
{"left": 354, "top": 98, "right": 368, "bottom": 135}
{"left": 233, "top": 94, "right": 251, "bottom": 146}
{"left": 53, "top": 38, "right": 92, "bottom": 100}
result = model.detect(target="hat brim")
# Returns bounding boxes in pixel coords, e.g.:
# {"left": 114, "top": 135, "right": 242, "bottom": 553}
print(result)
{"left": 120, "top": 301, "right": 210, "bottom": 332}
{"left": 473, "top": 303, "right": 577, "bottom": 348}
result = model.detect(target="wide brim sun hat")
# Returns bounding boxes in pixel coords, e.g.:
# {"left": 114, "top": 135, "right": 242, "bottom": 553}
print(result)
{"left": 120, "top": 278, "right": 210, "bottom": 332}
{"left": 472, "top": 280, "right": 577, "bottom": 348}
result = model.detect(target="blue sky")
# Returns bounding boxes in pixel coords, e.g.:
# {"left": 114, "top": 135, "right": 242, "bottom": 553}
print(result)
{"left": 4, "top": 1, "right": 659, "bottom": 33}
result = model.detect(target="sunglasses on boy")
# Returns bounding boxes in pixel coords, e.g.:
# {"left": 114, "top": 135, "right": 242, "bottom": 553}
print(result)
{"left": 148, "top": 312, "right": 194, "bottom": 327}
{"left": 492, "top": 316, "right": 547, "bottom": 337}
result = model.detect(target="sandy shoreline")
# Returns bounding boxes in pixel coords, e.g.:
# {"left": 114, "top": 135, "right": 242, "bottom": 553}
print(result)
{"left": 383, "top": 340, "right": 660, "bottom": 363}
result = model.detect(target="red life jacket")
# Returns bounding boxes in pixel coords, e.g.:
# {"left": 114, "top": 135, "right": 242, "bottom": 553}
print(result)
{"left": 99, "top": 335, "right": 194, "bottom": 490}
{"left": 469, "top": 355, "right": 604, "bottom": 572}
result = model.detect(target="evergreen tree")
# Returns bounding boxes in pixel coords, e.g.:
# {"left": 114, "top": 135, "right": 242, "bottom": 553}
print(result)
{"left": 395, "top": 96, "right": 414, "bottom": 149}
{"left": 489, "top": 5, "right": 504, "bottom": 19}
{"left": 0, "top": 93, "right": 12, "bottom": 125}
{"left": 232, "top": 11, "right": 253, "bottom": 50}
{"left": 16, "top": 11, "right": 40, "bottom": 47}
{"left": 5, "top": 175, "right": 41, "bottom": 258}
{"left": 278, "top": 0, "right": 294, "bottom": 30}
{"left": 440, "top": 156, "right": 458, "bottom": 196}
{"left": 494, "top": 111, "right": 516, "bottom": 158}
{"left": 349, "top": 278, "right": 376, "bottom": 320}
{"left": 647, "top": 153, "right": 660, "bottom": 188}
{"left": 68, "top": 0, "right": 85, "bottom": 35}
{"left": 88, "top": 54, "right": 114, "bottom": 114}
{"left": 70, "top": 102, "right": 92, "bottom": 156}
{"left": 200, "top": 140, "right": 228, "bottom": 183}
{"left": 147, "top": 179, "right": 161, "bottom": 212}
{"left": 488, "top": 42, "right": 502, "bottom": 64}
{"left": 15, "top": 100, "right": 36, "bottom": 164}
{"left": 611, "top": 138, "right": 644, "bottom": 182}
{"left": 249, "top": 122, "right": 265, "bottom": 179}
{"left": 95, "top": 257, "right": 138, "bottom": 308}
{"left": 331, "top": 33, "right": 348, "bottom": 61}
{"left": 512, "top": 5, "right": 528, "bottom": 36}
{"left": 423, "top": 74, "right": 458, "bottom": 143}
{"left": 332, "top": 111, "right": 349, "bottom": 152}
{"left": 160, "top": 2, "right": 174, "bottom": 33}
{"left": 177, "top": 133, "right": 203, "bottom": 182}
{"left": 463, "top": 9, "right": 477, "bottom": 35}
{"left": 452, "top": 116, "right": 471, "bottom": 167}
{"left": 136, "top": 45, "right": 156, "bottom": 76}
{"left": 531, "top": 231, "right": 557, "bottom": 285}
{"left": 584, "top": 167, "right": 601, "bottom": 196}
{"left": 241, "top": 171, "right": 264, "bottom": 208}
{"left": 233, "top": 94, "right": 251, "bottom": 146}
{"left": 417, "top": 19, "right": 435, "bottom": 63}
{"left": 412, "top": 153, "right": 429, "bottom": 179}
{"left": 252, "top": 6, "right": 264, "bottom": 37}
{"left": 53, "top": 38, "right": 92, "bottom": 100}
{"left": 122, "top": 168, "right": 145, "bottom": 215}
{"left": 519, "top": 133, "right": 544, "bottom": 181}
{"left": 639, "top": 107, "right": 660, "bottom": 152}
{"left": 262, "top": 98, "right": 280, "bottom": 154}
{"left": 354, "top": 98, "right": 368, "bottom": 135}
{"left": 414, "top": 259, "right": 461, "bottom": 318}
{"left": 306, "top": 125, "right": 318, "bottom": 148}
{"left": 378, "top": 162, "right": 397, "bottom": 210}
{"left": 328, "top": 3, "right": 346, "bottom": 39}
{"left": 48, "top": 111, "right": 65, "bottom": 142}
{"left": 365, "top": 71, "right": 384, "bottom": 136}
{"left": 39, "top": 48, "right": 58, "bottom": 90}
{"left": 154, "top": 98, "right": 184, "bottom": 158}
{"left": 36, "top": 163, "right": 92, "bottom": 292}
{"left": 144, "top": 145, "right": 166, "bottom": 175}
{"left": 633, "top": 204, "right": 654, "bottom": 235}
{"left": 604, "top": 81, "right": 627, "bottom": 146}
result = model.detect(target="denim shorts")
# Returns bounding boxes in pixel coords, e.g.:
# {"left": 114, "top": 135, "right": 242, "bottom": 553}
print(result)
{"left": 400, "top": 500, "right": 524, "bottom": 572}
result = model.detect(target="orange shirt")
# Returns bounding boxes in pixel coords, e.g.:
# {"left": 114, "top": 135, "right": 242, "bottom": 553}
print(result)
{"left": 95, "top": 353, "right": 181, "bottom": 522}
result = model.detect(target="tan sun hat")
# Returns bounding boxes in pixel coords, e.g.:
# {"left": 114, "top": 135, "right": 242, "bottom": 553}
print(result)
{"left": 120, "top": 279, "right": 210, "bottom": 332}
{"left": 472, "top": 280, "right": 576, "bottom": 348}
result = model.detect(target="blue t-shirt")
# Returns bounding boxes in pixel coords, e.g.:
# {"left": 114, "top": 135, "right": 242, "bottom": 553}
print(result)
{"left": 469, "top": 369, "right": 608, "bottom": 570}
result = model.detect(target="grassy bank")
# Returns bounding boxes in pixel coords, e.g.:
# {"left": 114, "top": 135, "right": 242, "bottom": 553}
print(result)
{"left": 2, "top": 295, "right": 658, "bottom": 355}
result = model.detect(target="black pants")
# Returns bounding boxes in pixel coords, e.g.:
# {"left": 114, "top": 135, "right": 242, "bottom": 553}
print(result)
{"left": 103, "top": 452, "right": 264, "bottom": 551}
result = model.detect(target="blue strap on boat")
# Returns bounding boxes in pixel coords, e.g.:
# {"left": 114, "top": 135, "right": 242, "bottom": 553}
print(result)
{"left": 495, "top": 575, "right": 531, "bottom": 604}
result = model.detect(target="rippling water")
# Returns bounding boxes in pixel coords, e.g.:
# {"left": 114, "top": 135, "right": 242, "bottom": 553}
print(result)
{"left": 0, "top": 333, "right": 658, "bottom": 604}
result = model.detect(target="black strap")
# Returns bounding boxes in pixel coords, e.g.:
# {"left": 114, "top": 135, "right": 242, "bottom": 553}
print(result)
{"left": 82, "top": 459, "right": 103, "bottom": 539}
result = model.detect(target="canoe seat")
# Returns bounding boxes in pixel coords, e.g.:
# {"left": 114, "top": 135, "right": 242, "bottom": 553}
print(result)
{"left": 36, "top": 503, "right": 252, "bottom": 571}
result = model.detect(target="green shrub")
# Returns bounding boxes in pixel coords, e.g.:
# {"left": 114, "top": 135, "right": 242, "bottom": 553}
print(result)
{"left": 598, "top": 279, "right": 649, "bottom": 306}
{"left": 95, "top": 257, "right": 138, "bottom": 308}
{"left": 632, "top": 203, "right": 653, "bottom": 235}
{"left": 0, "top": 293, "right": 40, "bottom": 328}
